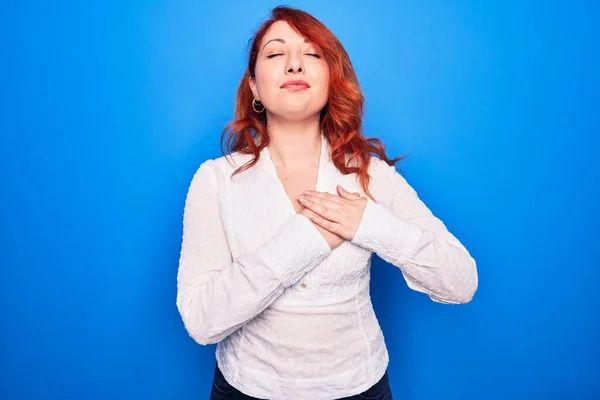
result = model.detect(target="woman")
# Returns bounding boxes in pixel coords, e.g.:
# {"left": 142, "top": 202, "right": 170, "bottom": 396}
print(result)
{"left": 176, "top": 5, "right": 478, "bottom": 400}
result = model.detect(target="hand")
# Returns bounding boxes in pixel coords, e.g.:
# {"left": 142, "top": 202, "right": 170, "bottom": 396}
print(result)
{"left": 298, "top": 207, "right": 345, "bottom": 250}
{"left": 297, "top": 185, "right": 368, "bottom": 241}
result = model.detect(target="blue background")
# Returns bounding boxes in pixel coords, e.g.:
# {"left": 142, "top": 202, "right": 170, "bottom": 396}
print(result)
{"left": 1, "top": 1, "right": 598, "bottom": 399}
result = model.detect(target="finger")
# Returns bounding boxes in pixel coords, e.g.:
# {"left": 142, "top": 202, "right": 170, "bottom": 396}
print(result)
{"left": 298, "top": 197, "right": 343, "bottom": 222}
{"left": 302, "top": 190, "right": 346, "bottom": 205}
{"left": 299, "top": 193, "right": 343, "bottom": 212}
{"left": 336, "top": 185, "right": 361, "bottom": 199}
{"left": 309, "top": 213, "right": 344, "bottom": 235}
{"left": 338, "top": 185, "right": 361, "bottom": 198}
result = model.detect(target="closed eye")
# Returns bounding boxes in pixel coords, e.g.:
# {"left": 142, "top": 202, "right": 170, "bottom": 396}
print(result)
{"left": 266, "top": 53, "right": 321, "bottom": 59}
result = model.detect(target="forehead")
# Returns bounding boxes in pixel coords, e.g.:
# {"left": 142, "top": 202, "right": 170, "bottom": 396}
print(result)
{"left": 262, "top": 20, "right": 306, "bottom": 44}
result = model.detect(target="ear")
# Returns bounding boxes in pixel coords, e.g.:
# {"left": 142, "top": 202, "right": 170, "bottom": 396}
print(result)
{"left": 248, "top": 76, "right": 258, "bottom": 99}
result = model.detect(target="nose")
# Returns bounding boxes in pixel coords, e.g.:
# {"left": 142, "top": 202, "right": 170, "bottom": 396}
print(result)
{"left": 285, "top": 53, "right": 304, "bottom": 74}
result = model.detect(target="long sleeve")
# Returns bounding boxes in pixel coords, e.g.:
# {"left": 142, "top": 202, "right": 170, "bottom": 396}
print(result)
{"left": 351, "top": 160, "right": 478, "bottom": 304}
{"left": 176, "top": 160, "right": 332, "bottom": 345}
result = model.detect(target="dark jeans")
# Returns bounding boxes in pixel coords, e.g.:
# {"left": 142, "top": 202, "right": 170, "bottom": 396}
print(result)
{"left": 210, "top": 363, "right": 393, "bottom": 400}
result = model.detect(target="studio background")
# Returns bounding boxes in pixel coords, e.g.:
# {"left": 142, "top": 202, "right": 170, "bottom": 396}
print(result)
{"left": 1, "top": 1, "right": 598, "bottom": 399}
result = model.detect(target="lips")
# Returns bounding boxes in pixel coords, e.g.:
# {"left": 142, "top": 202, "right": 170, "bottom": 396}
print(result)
{"left": 280, "top": 80, "right": 310, "bottom": 90}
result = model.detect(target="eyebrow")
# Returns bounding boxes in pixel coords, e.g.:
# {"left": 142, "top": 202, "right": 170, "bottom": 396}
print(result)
{"left": 261, "top": 38, "right": 309, "bottom": 51}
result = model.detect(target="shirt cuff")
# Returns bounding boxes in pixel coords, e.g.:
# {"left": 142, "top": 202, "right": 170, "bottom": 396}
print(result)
{"left": 254, "top": 213, "right": 332, "bottom": 288}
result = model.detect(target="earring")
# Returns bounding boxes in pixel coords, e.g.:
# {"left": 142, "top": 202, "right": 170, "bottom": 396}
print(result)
{"left": 252, "top": 98, "right": 265, "bottom": 113}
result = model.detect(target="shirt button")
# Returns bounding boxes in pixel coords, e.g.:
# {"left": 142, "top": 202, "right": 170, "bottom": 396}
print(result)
{"left": 300, "top": 282, "right": 307, "bottom": 288}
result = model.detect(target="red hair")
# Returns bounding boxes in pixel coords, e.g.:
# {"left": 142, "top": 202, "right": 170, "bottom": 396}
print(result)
{"left": 221, "top": 5, "right": 407, "bottom": 199}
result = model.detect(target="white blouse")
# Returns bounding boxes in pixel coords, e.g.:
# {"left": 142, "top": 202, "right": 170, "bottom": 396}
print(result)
{"left": 176, "top": 135, "right": 478, "bottom": 400}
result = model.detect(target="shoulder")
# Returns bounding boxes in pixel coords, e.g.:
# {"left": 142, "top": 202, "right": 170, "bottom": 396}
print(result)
{"left": 211, "top": 151, "right": 255, "bottom": 179}
{"left": 185, "top": 151, "right": 255, "bottom": 203}
{"left": 363, "top": 155, "right": 412, "bottom": 204}
{"left": 365, "top": 155, "right": 402, "bottom": 185}
{"left": 366, "top": 155, "right": 394, "bottom": 174}
{"left": 191, "top": 151, "right": 255, "bottom": 182}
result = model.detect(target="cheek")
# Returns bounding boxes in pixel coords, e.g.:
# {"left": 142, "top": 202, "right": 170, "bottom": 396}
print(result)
{"left": 315, "top": 68, "right": 330, "bottom": 98}
{"left": 322, "top": 71, "right": 330, "bottom": 91}
{"left": 255, "top": 70, "right": 280, "bottom": 98}
{"left": 312, "top": 63, "right": 329, "bottom": 82}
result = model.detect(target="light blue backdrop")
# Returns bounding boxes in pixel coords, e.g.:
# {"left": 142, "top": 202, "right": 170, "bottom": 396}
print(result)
{"left": 1, "top": 1, "right": 598, "bottom": 399}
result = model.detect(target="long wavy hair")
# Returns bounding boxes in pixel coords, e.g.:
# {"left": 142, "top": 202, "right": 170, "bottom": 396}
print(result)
{"left": 220, "top": 5, "right": 407, "bottom": 199}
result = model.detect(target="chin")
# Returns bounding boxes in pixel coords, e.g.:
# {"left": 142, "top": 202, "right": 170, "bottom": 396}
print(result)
{"left": 272, "top": 106, "right": 321, "bottom": 121}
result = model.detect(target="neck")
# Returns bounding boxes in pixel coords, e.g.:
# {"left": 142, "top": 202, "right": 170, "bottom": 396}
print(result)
{"left": 265, "top": 114, "right": 322, "bottom": 169}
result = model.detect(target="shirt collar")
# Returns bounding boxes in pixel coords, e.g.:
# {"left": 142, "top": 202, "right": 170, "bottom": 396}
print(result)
{"left": 257, "top": 133, "right": 337, "bottom": 193}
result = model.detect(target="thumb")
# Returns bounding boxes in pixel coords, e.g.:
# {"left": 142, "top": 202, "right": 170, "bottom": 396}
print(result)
{"left": 337, "top": 185, "right": 361, "bottom": 199}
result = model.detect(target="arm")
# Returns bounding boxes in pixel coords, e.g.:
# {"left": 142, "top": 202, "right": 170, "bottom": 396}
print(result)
{"left": 176, "top": 160, "right": 331, "bottom": 345}
{"left": 351, "top": 161, "right": 478, "bottom": 304}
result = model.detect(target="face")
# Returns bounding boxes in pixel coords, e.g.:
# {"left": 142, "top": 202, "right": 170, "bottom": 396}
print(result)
{"left": 249, "top": 20, "right": 330, "bottom": 121}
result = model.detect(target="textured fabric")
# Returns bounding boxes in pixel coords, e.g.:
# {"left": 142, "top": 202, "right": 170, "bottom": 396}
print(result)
{"left": 176, "top": 135, "right": 478, "bottom": 400}
{"left": 209, "top": 362, "right": 393, "bottom": 400}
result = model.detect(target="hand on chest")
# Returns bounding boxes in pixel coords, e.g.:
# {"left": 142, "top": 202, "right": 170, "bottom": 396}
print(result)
{"left": 221, "top": 159, "right": 362, "bottom": 256}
